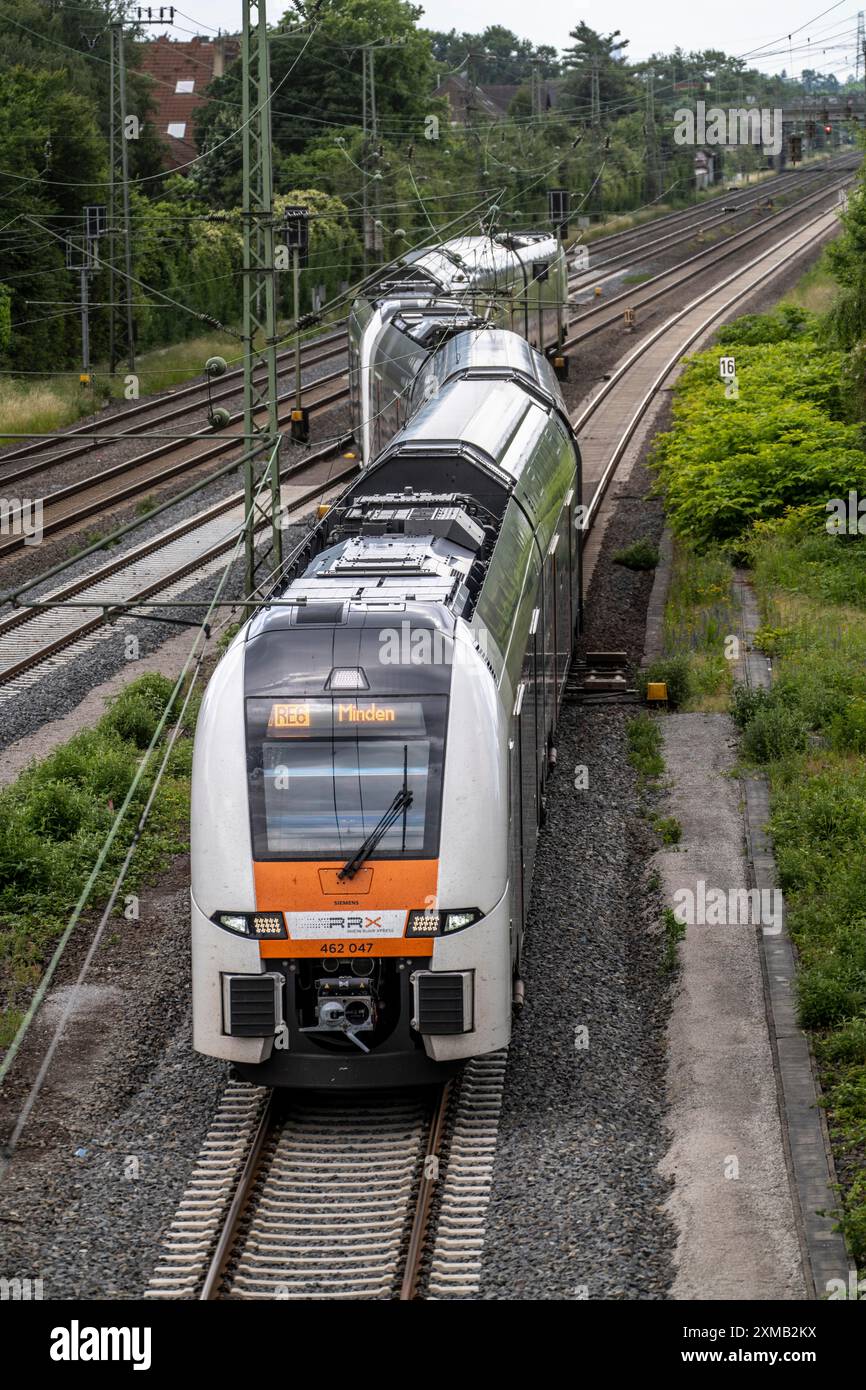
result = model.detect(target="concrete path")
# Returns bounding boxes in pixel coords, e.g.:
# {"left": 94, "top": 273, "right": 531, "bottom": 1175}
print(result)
{"left": 656, "top": 712, "right": 806, "bottom": 1300}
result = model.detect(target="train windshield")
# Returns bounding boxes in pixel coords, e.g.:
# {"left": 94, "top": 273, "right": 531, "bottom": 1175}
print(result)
{"left": 245, "top": 696, "right": 447, "bottom": 860}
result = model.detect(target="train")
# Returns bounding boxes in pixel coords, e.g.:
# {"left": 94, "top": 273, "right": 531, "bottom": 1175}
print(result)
{"left": 348, "top": 229, "right": 569, "bottom": 464}
{"left": 190, "top": 231, "right": 582, "bottom": 1088}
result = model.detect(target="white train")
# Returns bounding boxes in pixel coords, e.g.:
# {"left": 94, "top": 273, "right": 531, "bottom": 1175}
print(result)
{"left": 348, "top": 230, "right": 569, "bottom": 465}
{"left": 190, "top": 243, "right": 581, "bottom": 1088}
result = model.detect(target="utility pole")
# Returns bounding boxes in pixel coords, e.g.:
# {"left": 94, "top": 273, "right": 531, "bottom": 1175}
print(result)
{"left": 645, "top": 70, "right": 657, "bottom": 203}
{"left": 531, "top": 62, "right": 541, "bottom": 120}
{"left": 590, "top": 55, "right": 601, "bottom": 126}
{"left": 283, "top": 206, "right": 310, "bottom": 443}
{"left": 108, "top": 7, "right": 173, "bottom": 375}
{"left": 66, "top": 206, "right": 106, "bottom": 384}
{"left": 369, "top": 44, "right": 381, "bottom": 267}
{"left": 590, "top": 54, "right": 602, "bottom": 214}
{"left": 360, "top": 38, "right": 404, "bottom": 275}
{"left": 361, "top": 46, "right": 368, "bottom": 279}
{"left": 241, "top": 0, "right": 282, "bottom": 598}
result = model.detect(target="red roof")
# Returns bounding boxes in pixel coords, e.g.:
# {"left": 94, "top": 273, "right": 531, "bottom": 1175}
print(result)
{"left": 135, "top": 35, "right": 239, "bottom": 171}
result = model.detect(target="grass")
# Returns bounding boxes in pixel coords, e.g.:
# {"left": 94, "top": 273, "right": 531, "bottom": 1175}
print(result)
{"left": 651, "top": 814, "right": 681, "bottom": 846}
{"left": 621, "top": 271, "right": 652, "bottom": 287}
{"left": 779, "top": 249, "right": 837, "bottom": 316}
{"left": 0, "top": 673, "right": 198, "bottom": 1050}
{"left": 108, "top": 328, "right": 244, "bottom": 399}
{"left": 612, "top": 537, "right": 659, "bottom": 569}
{"left": 627, "top": 713, "right": 665, "bottom": 780}
{"left": 657, "top": 540, "right": 740, "bottom": 711}
{"left": 725, "top": 526, "right": 866, "bottom": 1260}
{"left": 0, "top": 377, "right": 94, "bottom": 444}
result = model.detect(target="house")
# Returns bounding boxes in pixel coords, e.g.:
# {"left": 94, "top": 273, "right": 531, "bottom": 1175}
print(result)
{"left": 136, "top": 34, "right": 239, "bottom": 170}
{"left": 434, "top": 73, "right": 560, "bottom": 126}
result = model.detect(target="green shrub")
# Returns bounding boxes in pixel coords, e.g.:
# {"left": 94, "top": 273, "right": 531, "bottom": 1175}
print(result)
{"left": 612, "top": 537, "right": 659, "bottom": 570}
{"left": 729, "top": 682, "right": 771, "bottom": 730}
{"left": 817, "top": 1018, "right": 866, "bottom": 1066}
{"left": 102, "top": 673, "right": 176, "bottom": 749}
{"left": 652, "top": 815, "right": 681, "bottom": 845}
{"left": 798, "top": 968, "right": 864, "bottom": 1029}
{"left": 829, "top": 698, "right": 866, "bottom": 754}
{"left": 637, "top": 655, "right": 691, "bottom": 708}
{"left": 741, "top": 703, "right": 809, "bottom": 762}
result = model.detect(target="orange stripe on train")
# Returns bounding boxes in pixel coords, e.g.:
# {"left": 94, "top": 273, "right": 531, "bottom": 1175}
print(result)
{"left": 253, "top": 859, "right": 439, "bottom": 959}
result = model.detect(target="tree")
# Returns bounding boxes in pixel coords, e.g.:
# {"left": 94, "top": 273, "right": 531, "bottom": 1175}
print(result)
{"left": 194, "top": 0, "right": 439, "bottom": 204}
{"left": 424, "top": 26, "right": 560, "bottom": 83}
{"left": 560, "top": 22, "right": 636, "bottom": 119}
{"left": 0, "top": 1, "right": 166, "bottom": 183}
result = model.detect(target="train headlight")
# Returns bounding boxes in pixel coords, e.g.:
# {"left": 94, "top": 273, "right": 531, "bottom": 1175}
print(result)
{"left": 444, "top": 910, "right": 481, "bottom": 933}
{"left": 213, "top": 912, "right": 287, "bottom": 939}
{"left": 406, "top": 908, "right": 482, "bottom": 936}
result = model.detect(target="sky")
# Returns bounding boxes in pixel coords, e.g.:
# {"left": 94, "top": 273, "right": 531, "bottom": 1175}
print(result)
{"left": 161, "top": 2, "right": 863, "bottom": 80}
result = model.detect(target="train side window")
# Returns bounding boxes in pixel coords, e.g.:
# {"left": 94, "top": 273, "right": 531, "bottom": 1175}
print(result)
{"left": 554, "top": 525, "right": 572, "bottom": 690}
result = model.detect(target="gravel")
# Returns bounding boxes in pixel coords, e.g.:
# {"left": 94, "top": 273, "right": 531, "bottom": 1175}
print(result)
{"left": 0, "top": 859, "right": 230, "bottom": 1300}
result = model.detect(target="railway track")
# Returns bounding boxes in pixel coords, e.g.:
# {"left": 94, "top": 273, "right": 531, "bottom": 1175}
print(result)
{"left": 0, "top": 158, "right": 853, "bottom": 573}
{"left": 0, "top": 323, "right": 349, "bottom": 480}
{"left": 145, "top": 1053, "right": 505, "bottom": 1301}
{"left": 0, "top": 163, "right": 853, "bottom": 701}
{"left": 0, "top": 436, "right": 356, "bottom": 695}
{"left": 0, "top": 160, "right": 853, "bottom": 572}
{"left": 142, "top": 192, "right": 845, "bottom": 1305}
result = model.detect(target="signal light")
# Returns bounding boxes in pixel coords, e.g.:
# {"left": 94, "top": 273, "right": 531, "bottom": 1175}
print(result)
{"left": 825, "top": 125, "right": 832, "bottom": 134}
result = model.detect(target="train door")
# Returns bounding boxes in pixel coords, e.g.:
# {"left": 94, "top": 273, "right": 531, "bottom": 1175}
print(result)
{"left": 508, "top": 719, "right": 523, "bottom": 966}
{"left": 552, "top": 520, "right": 574, "bottom": 699}
{"left": 543, "top": 543, "right": 558, "bottom": 742}
{"left": 519, "top": 637, "right": 540, "bottom": 924}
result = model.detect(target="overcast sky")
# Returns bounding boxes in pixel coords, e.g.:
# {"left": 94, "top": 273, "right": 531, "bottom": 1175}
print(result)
{"left": 164, "top": 2, "right": 861, "bottom": 79}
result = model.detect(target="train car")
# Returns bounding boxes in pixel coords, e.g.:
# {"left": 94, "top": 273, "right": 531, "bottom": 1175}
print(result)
{"left": 190, "top": 325, "right": 582, "bottom": 1088}
{"left": 348, "top": 231, "right": 568, "bottom": 466}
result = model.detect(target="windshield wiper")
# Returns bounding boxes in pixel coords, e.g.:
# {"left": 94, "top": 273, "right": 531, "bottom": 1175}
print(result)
{"left": 338, "top": 787, "right": 413, "bottom": 880}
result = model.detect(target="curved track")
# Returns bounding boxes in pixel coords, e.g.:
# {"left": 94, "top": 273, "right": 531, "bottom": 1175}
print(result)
{"left": 141, "top": 191, "right": 846, "bottom": 1303}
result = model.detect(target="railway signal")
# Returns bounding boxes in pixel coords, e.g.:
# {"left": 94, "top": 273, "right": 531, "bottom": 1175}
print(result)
{"left": 283, "top": 207, "right": 311, "bottom": 444}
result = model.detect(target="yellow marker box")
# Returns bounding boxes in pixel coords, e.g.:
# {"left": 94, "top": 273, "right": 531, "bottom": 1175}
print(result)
{"left": 646, "top": 681, "right": 668, "bottom": 702}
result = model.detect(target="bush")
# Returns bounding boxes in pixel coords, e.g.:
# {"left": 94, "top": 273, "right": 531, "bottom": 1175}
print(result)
{"left": 741, "top": 702, "right": 809, "bottom": 762}
{"left": 729, "top": 682, "right": 771, "bottom": 730}
{"left": 102, "top": 674, "right": 176, "bottom": 749}
{"left": 637, "top": 655, "right": 691, "bottom": 708}
{"left": 829, "top": 698, "right": 866, "bottom": 754}
{"left": 798, "top": 968, "right": 864, "bottom": 1029}
{"left": 612, "top": 537, "right": 659, "bottom": 570}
